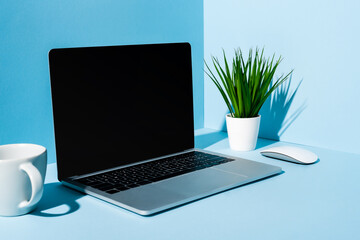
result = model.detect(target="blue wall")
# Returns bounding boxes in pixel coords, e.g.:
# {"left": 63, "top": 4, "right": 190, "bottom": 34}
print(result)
{"left": 205, "top": 0, "right": 360, "bottom": 154}
{"left": 0, "top": 0, "right": 204, "bottom": 164}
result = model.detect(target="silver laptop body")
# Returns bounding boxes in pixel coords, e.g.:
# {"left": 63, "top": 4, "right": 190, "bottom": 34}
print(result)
{"left": 49, "top": 43, "right": 282, "bottom": 216}
{"left": 62, "top": 148, "right": 281, "bottom": 215}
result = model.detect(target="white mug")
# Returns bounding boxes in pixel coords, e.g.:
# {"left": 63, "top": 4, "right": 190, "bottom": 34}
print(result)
{"left": 0, "top": 144, "right": 47, "bottom": 216}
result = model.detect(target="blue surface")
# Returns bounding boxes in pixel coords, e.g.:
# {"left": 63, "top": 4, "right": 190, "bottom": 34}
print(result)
{"left": 204, "top": 0, "right": 360, "bottom": 154}
{"left": 0, "top": 0, "right": 204, "bottom": 164}
{"left": 1, "top": 128, "right": 359, "bottom": 240}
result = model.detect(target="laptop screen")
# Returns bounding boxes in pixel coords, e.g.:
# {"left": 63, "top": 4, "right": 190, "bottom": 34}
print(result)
{"left": 49, "top": 43, "right": 194, "bottom": 180}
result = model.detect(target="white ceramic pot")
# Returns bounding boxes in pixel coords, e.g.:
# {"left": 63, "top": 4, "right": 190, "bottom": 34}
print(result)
{"left": 225, "top": 114, "right": 261, "bottom": 151}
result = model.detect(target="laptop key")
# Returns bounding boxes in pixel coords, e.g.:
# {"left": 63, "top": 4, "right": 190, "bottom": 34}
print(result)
{"left": 92, "top": 183, "right": 113, "bottom": 190}
{"left": 116, "top": 186, "right": 130, "bottom": 191}
{"left": 149, "top": 175, "right": 170, "bottom": 182}
{"left": 135, "top": 180, "right": 152, "bottom": 186}
{"left": 98, "top": 184, "right": 117, "bottom": 191}
{"left": 112, "top": 183, "right": 127, "bottom": 188}
{"left": 106, "top": 189, "right": 120, "bottom": 194}
{"left": 77, "top": 179, "right": 93, "bottom": 185}
{"left": 87, "top": 181, "right": 104, "bottom": 186}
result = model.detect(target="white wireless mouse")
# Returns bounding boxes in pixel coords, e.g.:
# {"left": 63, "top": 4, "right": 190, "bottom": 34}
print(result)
{"left": 260, "top": 146, "right": 318, "bottom": 164}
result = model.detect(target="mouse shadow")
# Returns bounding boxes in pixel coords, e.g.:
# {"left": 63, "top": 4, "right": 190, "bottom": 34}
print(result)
{"left": 258, "top": 76, "right": 307, "bottom": 143}
{"left": 31, "top": 182, "right": 84, "bottom": 217}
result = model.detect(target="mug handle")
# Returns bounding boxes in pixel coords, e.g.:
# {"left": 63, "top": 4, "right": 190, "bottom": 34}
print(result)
{"left": 18, "top": 162, "right": 43, "bottom": 208}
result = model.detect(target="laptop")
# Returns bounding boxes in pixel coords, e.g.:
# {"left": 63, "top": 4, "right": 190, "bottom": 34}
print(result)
{"left": 48, "top": 42, "right": 282, "bottom": 216}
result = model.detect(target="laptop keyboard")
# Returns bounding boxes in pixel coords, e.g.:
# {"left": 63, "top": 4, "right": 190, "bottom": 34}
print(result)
{"left": 75, "top": 151, "right": 234, "bottom": 194}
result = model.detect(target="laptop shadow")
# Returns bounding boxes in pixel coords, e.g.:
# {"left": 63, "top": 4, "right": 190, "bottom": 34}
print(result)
{"left": 31, "top": 182, "right": 84, "bottom": 217}
{"left": 195, "top": 131, "right": 227, "bottom": 149}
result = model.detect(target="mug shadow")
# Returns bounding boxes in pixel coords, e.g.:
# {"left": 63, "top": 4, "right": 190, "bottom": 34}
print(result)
{"left": 259, "top": 76, "right": 307, "bottom": 142}
{"left": 31, "top": 182, "right": 84, "bottom": 217}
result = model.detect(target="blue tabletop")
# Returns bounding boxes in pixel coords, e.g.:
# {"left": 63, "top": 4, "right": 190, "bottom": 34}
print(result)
{"left": 1, "top": 128, "right": 359, "bottom": 240}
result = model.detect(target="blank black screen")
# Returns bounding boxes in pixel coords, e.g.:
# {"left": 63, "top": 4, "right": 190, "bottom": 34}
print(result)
{"left": 49, "top": 43, "right": 194, "bottom": 180}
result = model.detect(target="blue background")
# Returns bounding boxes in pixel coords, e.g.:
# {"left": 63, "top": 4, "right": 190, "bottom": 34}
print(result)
{"left": 204, "top": 0, "right": 360, "bottom": 154}
{"left": 1, "top": 2, "right": 360, "bottom": 236}
{"left": 0, "top": 0, "right": 204, "bottom": 164}
{"left": 1, "top": 0, "right": 360, "bottom": 164}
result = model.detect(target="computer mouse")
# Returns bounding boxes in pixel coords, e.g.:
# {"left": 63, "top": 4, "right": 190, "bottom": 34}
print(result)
{"left": 260, "top": 146, "right": 318, "bottom": 164}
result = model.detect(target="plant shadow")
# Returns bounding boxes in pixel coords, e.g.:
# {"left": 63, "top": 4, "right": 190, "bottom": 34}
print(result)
{"left": 259, "top": 76, "right": 306, "bottom": 141}
{"left": 255, "top": 138, "right": 278, "bottom": 150}
{"left": 31, "top": 182, "right": 84, "bottom": 217}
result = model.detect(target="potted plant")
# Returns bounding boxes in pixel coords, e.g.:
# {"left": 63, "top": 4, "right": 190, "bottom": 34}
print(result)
{"left": 205, "top": 48, "right": 293, "bottom": 151}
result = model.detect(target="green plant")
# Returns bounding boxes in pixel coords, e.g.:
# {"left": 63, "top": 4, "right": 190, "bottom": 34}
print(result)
{"left": 205, "top": 48, "right": 293, "bottom": 118}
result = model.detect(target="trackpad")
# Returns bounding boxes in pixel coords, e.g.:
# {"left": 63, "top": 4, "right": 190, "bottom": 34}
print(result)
{"left": 156, "top": 168, "right": 247, "bottom": 197}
